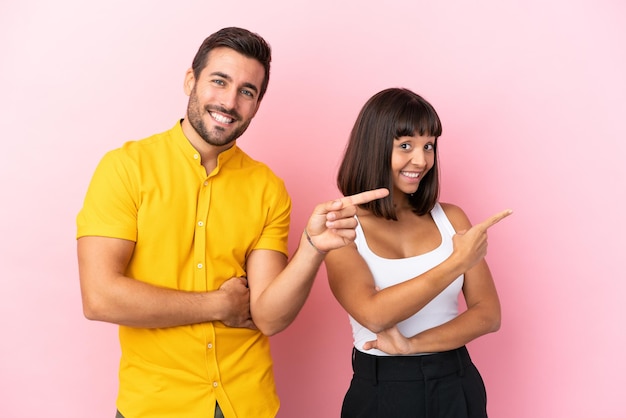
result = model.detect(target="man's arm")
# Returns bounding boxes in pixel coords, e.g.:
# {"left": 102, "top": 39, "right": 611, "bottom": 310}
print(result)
{"left": 247, "top": 188, "right": 389, "bottom": 336}
{"left": 77, "top": 236, "right": 254, "bottom": 329}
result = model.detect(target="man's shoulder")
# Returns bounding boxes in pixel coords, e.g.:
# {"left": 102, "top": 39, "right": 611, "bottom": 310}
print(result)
{"left": 103, "top": 125, "right": 178, "bottom": 164}
{"left": 121, "top": 126, "right": 175, "bottom": 151}
{"left": 231, "top": 147, "right": 283, "bottom": 180}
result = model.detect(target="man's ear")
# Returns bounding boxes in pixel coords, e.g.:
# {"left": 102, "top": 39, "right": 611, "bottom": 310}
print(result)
{"left": 183, "top": 68, "right": 195, "bottom": 96}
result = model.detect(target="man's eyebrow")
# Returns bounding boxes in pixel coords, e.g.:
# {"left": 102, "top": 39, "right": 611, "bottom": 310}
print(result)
{"left": 241, "top": 82, "right": 259, "bottom": 94}
{"left": 210, "top": 71, "right": 231, "bottom": 81}
{"left": 209, "top": 71, "right": 259, "bottom": 94}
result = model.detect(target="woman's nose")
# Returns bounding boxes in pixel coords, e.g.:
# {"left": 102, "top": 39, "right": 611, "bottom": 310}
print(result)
{"left": 411, "top": 150, "right": 426, "bottom": 166}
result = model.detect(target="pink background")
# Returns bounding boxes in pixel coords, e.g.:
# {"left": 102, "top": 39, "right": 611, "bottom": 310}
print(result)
{"left": 1, "top": 1, "right": 625, "bottom": 417}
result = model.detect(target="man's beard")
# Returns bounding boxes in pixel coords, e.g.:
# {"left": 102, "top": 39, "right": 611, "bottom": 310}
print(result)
{"left": 186, "top": 89, "right": 251, "bottom": 147}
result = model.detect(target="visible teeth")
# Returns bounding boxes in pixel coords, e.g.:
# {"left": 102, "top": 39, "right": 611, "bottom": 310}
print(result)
{"left": 402, "top": 171, "right": 420, "bottom": 178}
{"left": 210, "top": 112, "right": 233, "bottom": 124}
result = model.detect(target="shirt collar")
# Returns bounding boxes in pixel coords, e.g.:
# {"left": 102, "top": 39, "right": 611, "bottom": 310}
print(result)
{"left": 171, "top": 119, "right": 239, "bottom": 170}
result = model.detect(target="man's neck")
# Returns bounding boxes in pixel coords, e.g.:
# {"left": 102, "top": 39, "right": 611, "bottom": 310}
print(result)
{"left": 181, "top": 118, "right": 235, "bottom": 174}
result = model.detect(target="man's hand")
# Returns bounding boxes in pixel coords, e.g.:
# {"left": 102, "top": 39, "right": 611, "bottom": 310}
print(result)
{"left": 218, "top": 277, "right": 256, "bottom": 329}
{"left": 305, "top": 188, "right": 389, "bottom": 253}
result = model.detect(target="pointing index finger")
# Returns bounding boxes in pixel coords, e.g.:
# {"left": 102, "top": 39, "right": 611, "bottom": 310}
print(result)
{"left": 478, "top": 209, "right": 513, "bottom": 230}
{"left": 340, "top": 188, "right": 389, "bottom": 207}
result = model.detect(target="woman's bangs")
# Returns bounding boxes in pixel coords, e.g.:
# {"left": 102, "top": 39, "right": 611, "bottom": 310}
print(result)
{"left": 395, "top": 101, "right": 442, "bottom": 138}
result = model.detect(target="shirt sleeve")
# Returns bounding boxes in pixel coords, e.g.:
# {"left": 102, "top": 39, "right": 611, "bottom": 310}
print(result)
{"left": 253, "top": 176, "right": 291, "bottom": 257}
{"left": 76, "top": 148, "right": 139, "bottom": 241}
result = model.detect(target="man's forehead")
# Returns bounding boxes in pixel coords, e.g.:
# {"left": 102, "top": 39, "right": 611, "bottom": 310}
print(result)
{"left": 203, "top": 48, "right": 264, "bottom": 76}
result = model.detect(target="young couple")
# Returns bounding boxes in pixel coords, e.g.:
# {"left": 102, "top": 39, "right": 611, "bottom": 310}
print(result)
{"left": 77, "top": 26, "right": 510, "bottom": 418}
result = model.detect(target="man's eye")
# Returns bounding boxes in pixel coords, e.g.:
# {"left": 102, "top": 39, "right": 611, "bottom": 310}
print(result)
{"left": 213, "top": 79, "right": 225, "bottom": 86}
{"left": 241, "top": 89, "right": 254, "bottom": 97}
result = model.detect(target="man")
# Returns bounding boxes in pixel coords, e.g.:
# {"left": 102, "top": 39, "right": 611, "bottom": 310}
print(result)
{"left": 76, "top": 27, "right": 387, "bottom": 418}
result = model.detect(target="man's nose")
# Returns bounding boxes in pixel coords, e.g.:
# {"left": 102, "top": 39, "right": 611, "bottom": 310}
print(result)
{"left": 219, "top": 88, "right": 239, "bottom": 111}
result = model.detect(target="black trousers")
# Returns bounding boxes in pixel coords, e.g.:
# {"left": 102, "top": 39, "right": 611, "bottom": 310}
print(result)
{"left": 341, "top": 346, "right": 488, "bottom": 418}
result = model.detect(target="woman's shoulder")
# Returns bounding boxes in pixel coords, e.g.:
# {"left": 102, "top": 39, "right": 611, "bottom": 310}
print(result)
{"left": 438, "top": 202, "right": 472, "bottom": 231}
{"left": 355, "top": 206, "right": 377, "bottom": 220}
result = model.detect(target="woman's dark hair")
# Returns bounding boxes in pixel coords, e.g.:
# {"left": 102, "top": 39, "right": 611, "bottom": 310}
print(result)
{"left": 191, "top": 27, "right": 272, "bottom": 101}
{"left": 337, "top": 88, "right": 443, "bottom": 220}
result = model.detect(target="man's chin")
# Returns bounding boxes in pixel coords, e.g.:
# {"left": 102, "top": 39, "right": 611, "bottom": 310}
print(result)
{"left": 201, "top": 130, "right": 239, "bottom": 147}
{"left": 200, "top": 120, "right": 249, "bottom": 146}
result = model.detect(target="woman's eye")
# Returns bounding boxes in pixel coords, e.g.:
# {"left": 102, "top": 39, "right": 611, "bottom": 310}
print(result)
{"left": 425, "top": 143, "right": 435, "bottom": 151}
{"left": 400, "top": 143, "right": 411, "bottom": 150}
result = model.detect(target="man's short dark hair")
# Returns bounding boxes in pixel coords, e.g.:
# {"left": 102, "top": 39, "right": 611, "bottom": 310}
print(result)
{"left": 192, "top": 27, "right": 272, "bottom": 101}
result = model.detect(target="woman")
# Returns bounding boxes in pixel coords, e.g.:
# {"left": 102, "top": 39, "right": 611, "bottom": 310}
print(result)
{"left": 324, "top": 88, "right": 511, "bottom": 417}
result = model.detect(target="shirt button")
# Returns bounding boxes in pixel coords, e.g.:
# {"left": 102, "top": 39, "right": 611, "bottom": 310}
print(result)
{"left": 204, "top": 181, "right": 209, "bottom": 186}
{"left": 197, "top": 263, "right": 203, "bottom": 269}
{"left": 207, "top": 343, "right": 213, "bottom": 349}
{"left": 198, "top": 221, "right": 204, "bottom": 227}
{"left": 193, "top": 154, "right": 199, "bottom": 160}
{"left": 213, "top": 382, "right": 219, "bottom": 388}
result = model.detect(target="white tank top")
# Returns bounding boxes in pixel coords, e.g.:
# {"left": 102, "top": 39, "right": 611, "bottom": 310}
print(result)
{"left": 350, "top": 202, "right": 464, "bottom": 356}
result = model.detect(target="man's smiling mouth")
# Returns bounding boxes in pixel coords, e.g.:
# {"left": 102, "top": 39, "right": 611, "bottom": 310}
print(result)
{"left": 210, "top": 112, "right": 234, "bottom": 124}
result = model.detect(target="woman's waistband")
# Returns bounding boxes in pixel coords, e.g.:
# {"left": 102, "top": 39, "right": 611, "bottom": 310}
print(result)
{"left": 351, "top": 346, "right": 472, "bottom": 382}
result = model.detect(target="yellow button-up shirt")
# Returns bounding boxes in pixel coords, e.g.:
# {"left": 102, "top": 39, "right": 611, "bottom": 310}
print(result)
{"left": 77, "top": 121, "right": 291, "bottom": 417}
